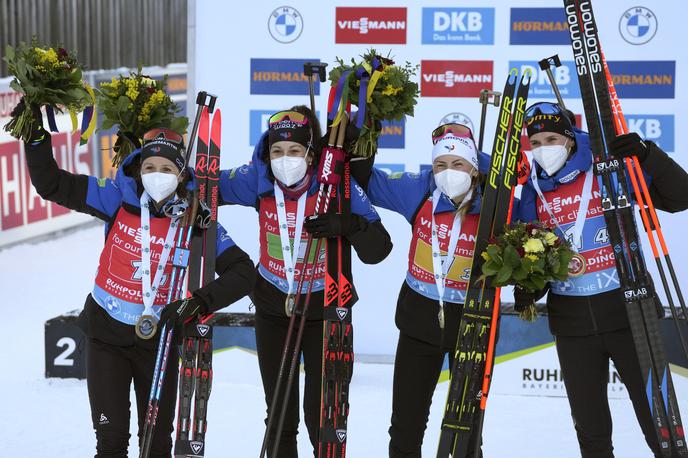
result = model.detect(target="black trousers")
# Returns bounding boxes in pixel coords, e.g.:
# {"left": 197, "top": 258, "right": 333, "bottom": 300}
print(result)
{"left": 255, "top": 309, "right": 324, "bottom": 458}
{"left": 556, "top": 328, "right": 666, "bottom": 458}
{"left": 86, "top": 337, "right": 179, "bottom": 458}
{"left": 389, "top": 332, "right": 482, "bottom": 458}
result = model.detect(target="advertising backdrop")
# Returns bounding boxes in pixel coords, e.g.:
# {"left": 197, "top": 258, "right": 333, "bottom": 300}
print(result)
{"left": 191, "top": 0, "right": 686, "bottom": 358}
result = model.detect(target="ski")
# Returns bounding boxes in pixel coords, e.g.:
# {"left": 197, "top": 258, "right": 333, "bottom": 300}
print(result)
{"left": 436, "top": 68, "right": 531, "bottom": 458}
{"left": 564, "top": 0, "right": 686, "bottom": 455}
{"left": 174, "top": 108, "right": 221, "bottom": 458}
{"left": 318, "top": 126, "right": 355, "bottom": 457}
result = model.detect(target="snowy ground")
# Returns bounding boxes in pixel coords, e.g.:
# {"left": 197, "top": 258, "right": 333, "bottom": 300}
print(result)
{"left": 0, "top": 225, "right": 677, "bottom": 457}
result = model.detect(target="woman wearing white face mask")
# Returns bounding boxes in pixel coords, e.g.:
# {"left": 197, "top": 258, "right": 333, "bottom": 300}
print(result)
{"left": 16, "top": 100, "right": 256, "bottom": 458}
{"left": 351, "top": 124, "right": 488, "bottom": 458}
{"left": 218, "top": 105, "right": 392, "bottom": 457}
{"left": 516, "top": 102, "right": 688, "bottom": 458}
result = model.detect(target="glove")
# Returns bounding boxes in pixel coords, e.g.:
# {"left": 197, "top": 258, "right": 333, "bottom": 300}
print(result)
{"left": 609, "top": 132, "right": 650, "bottom": 162}
{"left": 513, "top": 285, "right": 546, "bottom": 313}
{"left": 303, "top": 213, "right": 365, "bottom": 238}
{"left": 159, "top": 296, "right": 208, "bottom": 333}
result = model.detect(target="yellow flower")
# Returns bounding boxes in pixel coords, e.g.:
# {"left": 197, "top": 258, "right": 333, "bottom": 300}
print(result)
{"left": 481, "top": 251, "right": 490, "bottom": 261}
{"left": 34, "top": 47, "right": 59, "bottom": 71}
{"left": 125, "top": 78, "right": 139, "bottom": 101}
{"left": 138, "top": 90, "right": 167, "bottom": 122}
{"left": 141, "top": 77, "right": 156, "bottom": 87}
{"left": 526, "top": 254, "right": 539, "bottom": 262}
{"left": 544, "top": 232, "right": 559, "bottom": 247}
{"left": 523, "top": 238, "right": 545, "bottom": 253}
{"left": 382, "top": 84, "right": 402, "bottom": 96}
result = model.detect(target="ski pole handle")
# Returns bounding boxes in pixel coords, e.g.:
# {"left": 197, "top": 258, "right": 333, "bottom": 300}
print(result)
{"left": 477, "top": 89, "right": 501, "bottom": 151}
{"left": 303, "top": 62, "right": 328, "bottom": 116}
{"left": 538, "top": 55, "right": 566, "bottom": 110}
{"left": 185, "top": 91, "right": 218, "bottom": 165}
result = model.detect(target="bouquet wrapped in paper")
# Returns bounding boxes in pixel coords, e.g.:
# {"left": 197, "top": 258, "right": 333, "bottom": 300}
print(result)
{"left": 480, "top": 221, "right": 575, "bottom": 321}
{"left": 97, "top": 68, "right": 188, "bottom": 167}
{"left": 328, "top": 49, "right": 419, "bottom": 157}
{"left": 3, "top": 38, "right": 95, "bottom": 143}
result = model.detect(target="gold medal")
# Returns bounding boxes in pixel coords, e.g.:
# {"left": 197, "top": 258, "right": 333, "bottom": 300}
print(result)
{"left": 568, "top": 253, "right": 587, "bottom": 278}
{"left": 285, "top": 294, "right": 296, "bottom": 317}
{"left": 135, "top": 314, "right": 157, "bottom": 340}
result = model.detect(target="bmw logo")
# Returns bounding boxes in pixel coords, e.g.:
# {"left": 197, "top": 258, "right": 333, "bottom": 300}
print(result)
{"left": 268, "top": 6, "right": 303, "bottom": 44}
{"left": 105, "top": 297, "right": 121, "bottom": 314}
{"left": 439, "top": 113, "right": 475, "bottom": 135}
{"left": 619, "top": 7, "right": 657, "bottom": 45}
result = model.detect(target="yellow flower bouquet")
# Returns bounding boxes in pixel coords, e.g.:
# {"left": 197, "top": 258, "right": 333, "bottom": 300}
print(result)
{"left": 97, "top": 68, "right": 188, "bottom": 167}
{"left": 480, "top": 221, "right": 575, "bottom": 321}
{"left": 3, "top": 39, "right": 93, "bottom": 143}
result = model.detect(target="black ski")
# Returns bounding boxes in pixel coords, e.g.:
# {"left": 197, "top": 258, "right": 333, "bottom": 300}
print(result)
{"left": 564, "top": 0, "right": 686, "bottom": 455}
{"left": 436, "top": 68, "right": 531, "bottom": 458}
{"left": 174, "top": 107, "right": 221, "bottom": 458}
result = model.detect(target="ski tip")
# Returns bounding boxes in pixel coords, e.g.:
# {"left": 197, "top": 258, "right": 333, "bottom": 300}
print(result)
{"left": 508, "top": 68, "right": 519, "bottom": 83}
{"left": 521, "top": 68, "right": 533, "bottom": 84}
{"left": 211, "top": 109, "right": 221, "bottom": 146}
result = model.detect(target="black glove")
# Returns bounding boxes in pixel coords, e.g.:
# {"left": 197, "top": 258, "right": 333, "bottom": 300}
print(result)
{"left": 513, "top": 285, "right": 546, "bottom": 313}
{"left": 609, "top": 132, "right": 650, "bottom": 162}
{"left": 303, "top": 213, "right": 365, "bottom": 238}
{"left": 159, "top": 296, "right": 208, "bottom": 332}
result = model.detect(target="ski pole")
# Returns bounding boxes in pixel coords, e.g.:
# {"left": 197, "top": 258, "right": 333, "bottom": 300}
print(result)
{"left": 184, "top": 91, "right": 217, "bottom": 166}
{"left": 538, "top": 55, "right": 566, "bottom": 109}
{"left": 477, "top": 89, "right": 501, "bottom": 151}
{"left": 602, "top": 54, "right": 688, "bottom": 358}
{"left": 303, "top": 62, "right": 328, "bottom": 117}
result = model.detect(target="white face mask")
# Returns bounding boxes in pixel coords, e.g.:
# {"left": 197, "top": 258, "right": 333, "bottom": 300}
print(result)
{"left": 141, "top": 172, "right": 179, "bottom": 203}
{"left": 532, "top": 140, "right": 569, "bottom": 176}
{"left": 434, "top": 169, "right": 472, "bottom": 201}
{"left": 271, "top": 155, "right": 308, "bottom": 187}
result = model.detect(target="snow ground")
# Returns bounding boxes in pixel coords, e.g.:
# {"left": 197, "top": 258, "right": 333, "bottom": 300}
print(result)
{"left": 0, "top": 225, "right": 676, "bottom": 457}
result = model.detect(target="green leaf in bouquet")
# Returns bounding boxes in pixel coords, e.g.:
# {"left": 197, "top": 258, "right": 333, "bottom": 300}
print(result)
{"left": 481, "top": 259, "right": 500, "bottom": 276}
{"left": 532, "top": 276, "right": 547, "bottom": 291}
{"left": 116, "top": 95, "right": 130, "bottom": 112}
{"left": 503, "top": 244, "right": 521, "bottom": 269}
{"left": 4, "top": 44, "right": 14, "bottom": 63}
{"left": 512, "top": 266, "right": 528, "bottom": 281}
{"left": 495, "top": 265, "right": 513, "bottom": 285}
{"left": 170, "top": 116, "right": 189, "bottom": 135}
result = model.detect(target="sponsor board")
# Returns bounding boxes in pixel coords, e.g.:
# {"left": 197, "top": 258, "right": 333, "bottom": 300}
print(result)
{"left": 510, "top": 8, "right": 569, "bottom": 45}
{"left": 509, "top": 60, "right": 580, "bottom": 99}
{"left": 421, "top": 7, "right": 494, "bottom": 45}
{"left": 250, "top": 58, "right": 320, "bottom": 95}
{"left": 421, "top": 60, "right": 493, "bottom": 97}
{"left": 606, "top": 61, "right": 675, "bottom": 99}
{"left": 335, "top": 7, "right": 406, "bottom": 44}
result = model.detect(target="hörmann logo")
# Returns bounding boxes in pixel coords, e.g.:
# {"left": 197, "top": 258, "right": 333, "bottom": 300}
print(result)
{"left": 335, "top": 7, "right": 407, "bottom": 44}
{"left": 421, "top": 60, "right": 493, "bottom": 97}
{"left": 250, "top": 58, "right": 321, "bottom": 95}
{"left": 510, "top": 8, "right": 569, "bottom": 45}
{"left": 606, "top": 61, "right": 675, "bottom": 99}
{"left": 378, "top": 119, "right": 405, "bottom": 149}
{"left": 422, "top": 7, "right": 495, "bottom": 45}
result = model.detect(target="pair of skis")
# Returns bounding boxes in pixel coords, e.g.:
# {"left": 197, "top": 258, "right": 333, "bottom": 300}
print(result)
{"left": 139, "top": 92, "right": 221, "bottom": 458}
{"left": 436, "top": 68, "right": 531, "bottom": 458}
{"left": 564, "top": 0, "right": 686, "bottom": 455}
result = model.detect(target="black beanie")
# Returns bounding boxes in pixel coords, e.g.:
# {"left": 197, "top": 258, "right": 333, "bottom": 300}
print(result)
{"left": 141, "top": 131, "right": 186, "bottom": 171}
{"left": 525, "top": 112, "right": 575, "bottom": 141}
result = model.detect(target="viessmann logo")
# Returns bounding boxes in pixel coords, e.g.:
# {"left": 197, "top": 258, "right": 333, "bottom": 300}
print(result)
{"left": 421, "top": 60, "right": 493, "bottom": 97}
{"left": 335, "top": 7, "right": 407, "bottom": 44}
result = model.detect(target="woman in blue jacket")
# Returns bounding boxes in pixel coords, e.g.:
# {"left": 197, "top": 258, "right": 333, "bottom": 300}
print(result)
{"left": 352, "top": 124, "right": 489, "bottom": 458}
{"left": 218, "top": 106, "right": 392, "bottom": 457}
{"left": 15, "top": 99, "right": 255, "bottom": 457}
{"left": 515, "top": 101, "right": 688, "bottom": 458}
